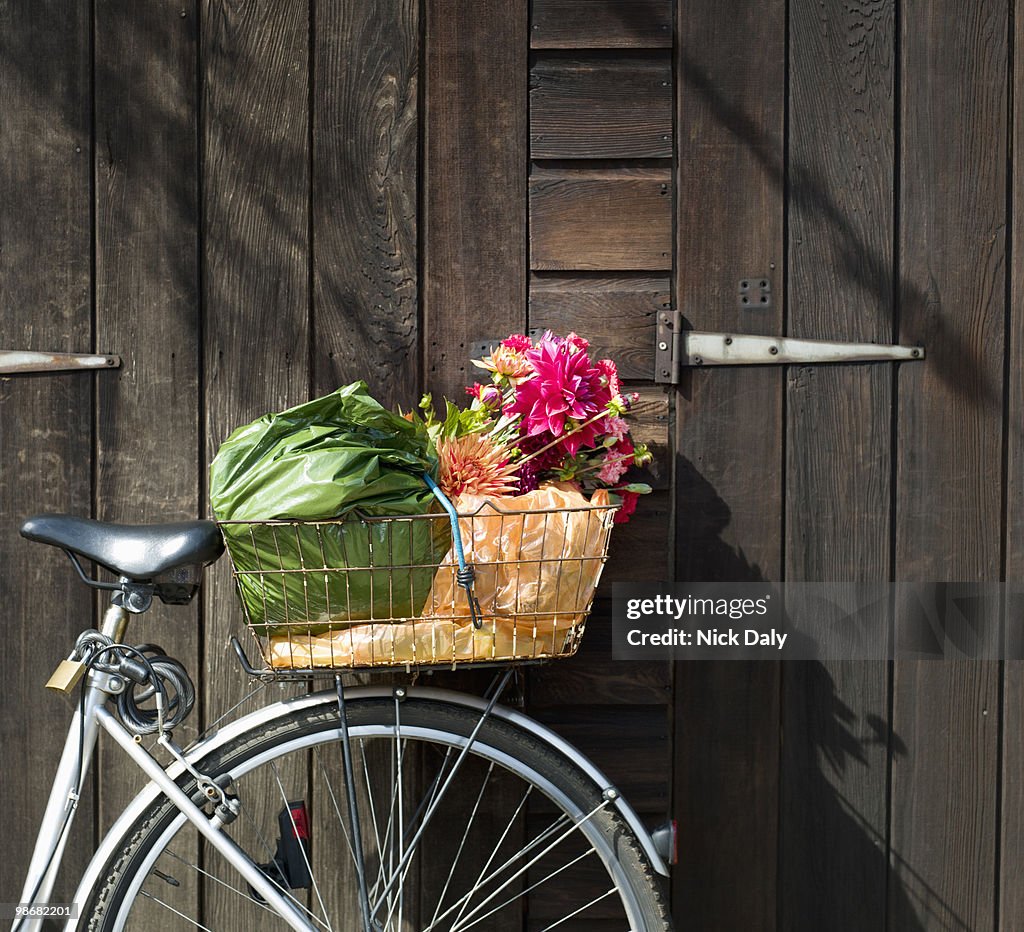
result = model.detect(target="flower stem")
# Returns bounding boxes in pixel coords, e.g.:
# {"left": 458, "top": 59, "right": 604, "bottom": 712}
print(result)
{"left": 514, "top": 409, "right": 611, "bottom": 467}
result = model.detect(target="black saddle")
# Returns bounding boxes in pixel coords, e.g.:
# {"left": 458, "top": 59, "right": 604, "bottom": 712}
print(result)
{"left": 20, "top": 514, "right": 224, "bottom": 582}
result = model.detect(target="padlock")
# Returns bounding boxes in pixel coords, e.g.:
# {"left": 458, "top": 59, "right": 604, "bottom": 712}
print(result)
{"left": 46, "top": 658, "right": 86, "bottom": 695}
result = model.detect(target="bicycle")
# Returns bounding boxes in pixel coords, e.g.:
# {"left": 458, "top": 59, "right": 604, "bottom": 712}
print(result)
{"left": 11, "top": 509, "right": 674, "bottom": 931}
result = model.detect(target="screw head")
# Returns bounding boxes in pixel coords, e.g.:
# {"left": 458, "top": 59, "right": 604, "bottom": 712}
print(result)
{"left": 769, "top": 346, "right": 779, "bottom": 355}
{"left": 694, "top": 356, "right": 703, "bottom": 366}
{"left": 658, "top": 341, "right": 668, "bottom": 351}
{"left": 912, "top": 348, "right": 921, "bottom": 358}
{"left": 724, "top": 336, "right": 733, "bottom": 346}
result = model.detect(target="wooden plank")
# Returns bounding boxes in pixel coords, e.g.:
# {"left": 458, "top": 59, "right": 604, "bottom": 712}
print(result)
{"left": 530, "top": 167, "right": 672, "bottom": 271}
{"left": 0, "top": 0, "right": 93, "bottom": 904}
{"left": 93, "top": 0, "right": 201, "bottom": 923}
{"left": 423, "top": 7, "right": 527, "bottom": 928}
{"left": 311, "top": 3, "right": 421, "bottom": 923}
{"left": 673, "top": 0, "right": 786, "bottom": 928}
{"left": 780, "top": 0, "right": 894, "bottom": 928}
{"left": 529, "top": 274, "right": 669, "bottom": 379}
{"left": 605, "top": 490, "right": 671, "bottom": 580}
{"left": 529, "top": 600, "right": 672, "bottom": 707}
{"left": 530, "top": 0, "right": 672, "bottom": 49}
{"left": 313, "top": 0, "right": 418, "bottom": 408}
{"left": 891, "top": 1, "right": 1007, "bottom": 928}
{"left": 526, "top": 829, "right": 642, "bottom": 917}
{"left": 531, "top": 705, "right": 670, "bottom": 812}
{"left": 202, "top": 1, "right": 310, "bottom": 928}
{"left": 424, "top": 0, "right": 527, "bottom": 400}
{"left": 528, "top": 922, "right": 625, "bottom": 932}
{"left": 1002, "top": 5, "right": 1024, "bottom": 927}
{"left": 621, "top": 384, "right": 670, "bottom": 489}
{"left": 530, "top": 55, "right": 672, "bottom": 158}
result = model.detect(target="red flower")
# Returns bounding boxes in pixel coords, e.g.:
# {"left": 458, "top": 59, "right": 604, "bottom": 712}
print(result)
{"left": 613, "top": 489, "right": 640, "bottom": 524}
{"left": 501, "top": 334, "right": 533, "bottom": 353}
{"left": 565, "top": 332, "right": 590, "bottom": 353}
{"left": 596, "top": 358, "right": 621, "bottom": 397}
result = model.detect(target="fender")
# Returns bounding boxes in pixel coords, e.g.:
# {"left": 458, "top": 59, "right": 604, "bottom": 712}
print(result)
{"left": 73, "top": 684, "right": 668, "bottom": 916}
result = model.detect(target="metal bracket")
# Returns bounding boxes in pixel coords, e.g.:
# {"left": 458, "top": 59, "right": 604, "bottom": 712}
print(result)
{"left": 0, "top": 351, "right": 120, "bottom": 375}
{"left": 739, "top": 277, "right": 772, "bottom": 309}
{"left": 654, "top": 309, "right": 924, "bottom": 383}
{"left": 655, "top": 310, "right": 682, "bottom": 382}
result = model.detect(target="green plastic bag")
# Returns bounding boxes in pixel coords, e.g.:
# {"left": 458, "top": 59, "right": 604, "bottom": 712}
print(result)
{"left": 210, "top": 382, "right": 450, "bottom": 636}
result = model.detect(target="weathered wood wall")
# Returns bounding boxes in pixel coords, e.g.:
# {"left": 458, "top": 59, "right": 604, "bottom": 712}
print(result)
{"left": 0, "top": 0, "right": 1019, "bottom": 928}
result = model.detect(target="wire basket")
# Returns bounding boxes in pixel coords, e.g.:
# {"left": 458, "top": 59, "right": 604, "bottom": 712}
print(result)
{"left": 218, "top": 497, "right": 618, "bottom": 675}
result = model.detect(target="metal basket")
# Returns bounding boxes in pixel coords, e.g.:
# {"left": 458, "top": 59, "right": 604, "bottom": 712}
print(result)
{"left": 219, "top": 498, "right": 618, "bottom": 676}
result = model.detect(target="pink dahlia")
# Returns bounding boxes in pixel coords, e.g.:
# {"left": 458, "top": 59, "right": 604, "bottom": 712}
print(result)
{"left": 505, "top": 335, "right": 611, "bottom": 455}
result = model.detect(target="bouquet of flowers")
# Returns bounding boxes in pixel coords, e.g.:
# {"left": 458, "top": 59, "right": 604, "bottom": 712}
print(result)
{"left": 421, "top": 330, "right": 652, "bottom": 522}
{"left": 219, "top": 329, "right": 653, "bottom": 669}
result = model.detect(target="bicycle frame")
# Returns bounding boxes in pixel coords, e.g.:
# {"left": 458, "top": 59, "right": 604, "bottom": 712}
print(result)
{"left": 17, "top": 612, "right": 669, "bottom": 932}
{"left": 14, "top": 604, "right": 317, "bottom": 932}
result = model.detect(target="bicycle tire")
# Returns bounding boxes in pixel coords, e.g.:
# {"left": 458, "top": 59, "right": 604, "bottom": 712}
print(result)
{"left": 82, "top": 694, "right": 672, "bottom": 931}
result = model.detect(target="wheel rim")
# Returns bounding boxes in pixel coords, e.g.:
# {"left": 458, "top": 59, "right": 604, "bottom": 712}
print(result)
{"left": 103, "top": 715, "right": 649, "bottom": 931}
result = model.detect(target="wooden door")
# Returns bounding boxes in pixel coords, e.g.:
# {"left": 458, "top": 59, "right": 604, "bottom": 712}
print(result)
{"left": 2, "top": 1, "right": 1021, "bottom": 929}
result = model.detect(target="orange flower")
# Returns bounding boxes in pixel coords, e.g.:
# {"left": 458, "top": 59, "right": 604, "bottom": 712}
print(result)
{"left": 437, "top": 433, "right": 519, "bottom": 498}
{"left": 471, "top": 344, "right": 534, "bottom": 380}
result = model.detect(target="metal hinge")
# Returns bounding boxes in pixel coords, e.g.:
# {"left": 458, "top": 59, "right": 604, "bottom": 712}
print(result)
{"left": 654, "top": 309, "right": 924, "bottom": 384}
{"left": 0, "top": 351, "right": 121, "bottom": 375}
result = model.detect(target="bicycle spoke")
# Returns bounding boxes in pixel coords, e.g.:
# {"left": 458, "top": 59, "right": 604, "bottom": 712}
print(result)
{"left": 382, "top": 695, "right": 406, "bottom": 930}
{"left": 450, "top": 784, "right": 533, "bottom": 930}
{"left": 205, "top": 683, "right": 272, "bottom": 735}
{"left": 234, "top": 806, "right": 332, "bottom": 929}
{"left": 269, "top": 759, "right": 333, "bottom": 932}
{"left": 163, "top": 849, "right": 331, "bottom": 932}
{"left": 428, "top": 761, "right": 495, "bottom": 928}
{"left": 359, "top": 738, "right": 387, "bottom": 897}
{"left": 424, "top": 810, "right": 574, "bottom": 932}
{"left": 138, "top": 890, "right": 215, "bottom": 931}
{"left": 395, "top": 698, "right": 405, "bottom": 928}
{"left": 368, "top": 735, "right": 409, "bottom": 919}
{"left": 236, "top": 806, "right": 314, "bottom": 915}
{"left": 311, "top": 746, "right": 357, "bottom": 866}
{"left": 369, "top": 673, "right": 512, "bottom": 921}
{"left": 534, "top": 887, "right": 620, "bottom": 932}
{"left": 452, "top": 846, "right": 598, "bottom": 932}
{"left": 426, "top": 802, "right": 608, "bottom": 931}
{"left": 89, "top": 696, "right": 665, "bottom": 931}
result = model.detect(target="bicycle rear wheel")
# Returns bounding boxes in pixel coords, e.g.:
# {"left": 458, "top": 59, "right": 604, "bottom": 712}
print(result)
{"left": 83, "top": 693, "right": 672, "bottom": 931}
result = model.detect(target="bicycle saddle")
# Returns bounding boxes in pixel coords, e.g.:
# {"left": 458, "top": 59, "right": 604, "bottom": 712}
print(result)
{"left": 20, "top": 514, "right": 224, "bottom": 580}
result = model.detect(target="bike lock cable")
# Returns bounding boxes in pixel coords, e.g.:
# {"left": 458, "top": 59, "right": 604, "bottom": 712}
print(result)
{"left": 423, "top": 473, "right": 483, "bottom": 629}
